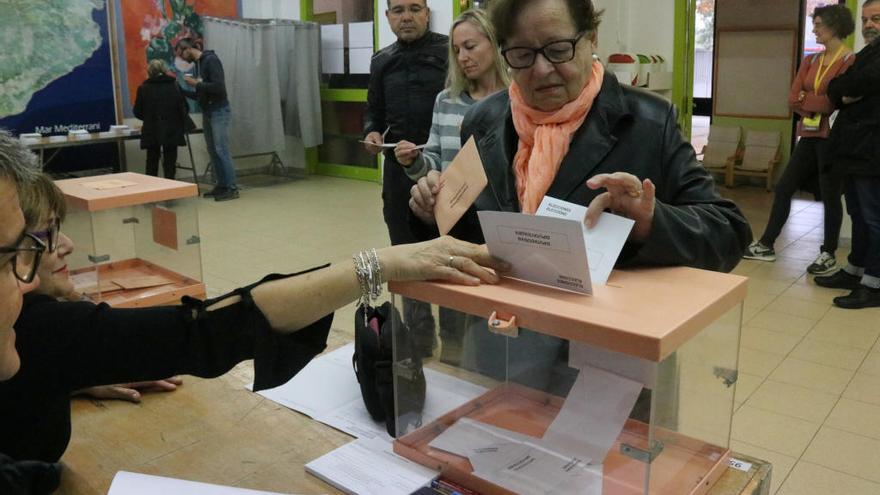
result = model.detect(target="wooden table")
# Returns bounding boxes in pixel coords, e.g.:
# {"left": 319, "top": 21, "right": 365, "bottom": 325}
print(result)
{"left": 59, "top": 335, "right": 769, "bottom": 495}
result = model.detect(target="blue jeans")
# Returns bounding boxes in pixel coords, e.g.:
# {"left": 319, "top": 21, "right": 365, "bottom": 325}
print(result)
{"left": 845, "top": 175, "right": 880, "bottom": 280}
{"left": 203, "top": 104, "right": 237, "bottom": 189}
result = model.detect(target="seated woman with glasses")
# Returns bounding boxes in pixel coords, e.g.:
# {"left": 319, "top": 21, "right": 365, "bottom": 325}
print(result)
{"left": 408, "top": 0, "right": 751, "bottom": 391}
{"left": 0, "top": 163, "right": 506, "bottom": 481}
{"left": 23, "top": 174, "right": 184, "bottom": 400}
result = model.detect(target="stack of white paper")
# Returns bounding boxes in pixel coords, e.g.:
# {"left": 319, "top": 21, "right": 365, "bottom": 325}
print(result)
{"left": 68, "top": 129, "right": 90, "bottom": 140}
{"left": 107, "top": 471, "right": 295, "bottom": 495}
{"left": 305, "top": 437, "right": 437, "bottom": 495}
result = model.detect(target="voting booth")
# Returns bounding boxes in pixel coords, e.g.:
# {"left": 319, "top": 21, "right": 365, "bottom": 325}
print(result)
{"left": 56, "top": 172, "right": 205, "bottom": 307}
{"left": 389, "top": 266, "right": 746, "bottom": 495}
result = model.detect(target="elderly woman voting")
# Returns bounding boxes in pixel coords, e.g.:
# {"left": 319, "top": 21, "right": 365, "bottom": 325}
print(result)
{"left": 411, "top": 0, "right": 751, "bottom": 273}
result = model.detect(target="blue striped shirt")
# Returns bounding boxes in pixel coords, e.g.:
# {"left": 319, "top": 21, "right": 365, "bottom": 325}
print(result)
{"left": 405, "top": 89, "right": 476, "bottom": 180}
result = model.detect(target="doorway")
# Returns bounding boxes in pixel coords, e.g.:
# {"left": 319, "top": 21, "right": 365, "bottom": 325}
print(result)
{"left": 691, "top": 0, "right": 715, "bottom": 154}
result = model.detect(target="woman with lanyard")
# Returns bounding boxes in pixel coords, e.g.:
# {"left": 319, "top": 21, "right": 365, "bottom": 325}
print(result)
{"left": 743, "top": 4, "right": 855, "bottom": 274}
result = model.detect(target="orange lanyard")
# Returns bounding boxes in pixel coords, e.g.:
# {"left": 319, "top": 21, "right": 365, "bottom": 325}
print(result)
{"left": 813, "top": 46, "right": 844, "bottom": 95}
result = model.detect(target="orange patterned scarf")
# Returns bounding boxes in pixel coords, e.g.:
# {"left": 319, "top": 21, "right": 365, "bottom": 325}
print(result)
{"left": 509, "top": 61, "right": 604, "bottom": 213}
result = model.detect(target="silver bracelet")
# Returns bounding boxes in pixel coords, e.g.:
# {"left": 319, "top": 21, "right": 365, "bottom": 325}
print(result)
{"left": 353, "top": 248, "right": 384, "bottom": 314}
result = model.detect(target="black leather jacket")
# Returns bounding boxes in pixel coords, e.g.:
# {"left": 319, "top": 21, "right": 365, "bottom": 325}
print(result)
{"left": 364, "top": 32, "right": 448, "bottom": 160}
{"left": 448, "top": 74, "right": 751, "bottom": 273}
{"left": 828, "top": 39, "right": 880, "bottom": 176}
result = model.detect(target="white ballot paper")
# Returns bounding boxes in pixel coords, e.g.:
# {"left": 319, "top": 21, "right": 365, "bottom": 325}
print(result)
{"left": 107, "top": 471, "right": 295, "bottom": 495}
{"left": 541, "top": 364, "right": 643, "bottom": 463}
{"left": 306, "top": 437, "right": 437, "bottom": 495}
{"left": 536, "top": 196, "right": 634, "bottom": 285}
{"left": 569, "top": 342, "right": 658, "bottom": 389}
{"left": 478, "top": 210, "right": 592, "bottom": 294}
{"left": 429, "top": 418, "right": 602, "bottom": 495}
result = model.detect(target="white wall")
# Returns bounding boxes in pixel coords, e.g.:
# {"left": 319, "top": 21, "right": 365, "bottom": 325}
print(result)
{"left": 241, "top": 0, "right": 301, "bottom": 20}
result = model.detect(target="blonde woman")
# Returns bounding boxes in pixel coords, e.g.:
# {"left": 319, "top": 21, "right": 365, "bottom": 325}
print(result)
{"left": 395, "top": 9, "right": 510, "bottom": 179}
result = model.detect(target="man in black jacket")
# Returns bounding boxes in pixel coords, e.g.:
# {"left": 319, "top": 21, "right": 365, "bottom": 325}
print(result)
{"left": 363, "top": 0, "right": 448, "bottom": 354}
{"left": 178, "top": 38, "right": 239, "bottom": 202}
{"left": 816, "top": 0, "right": 880, "bottom": 309}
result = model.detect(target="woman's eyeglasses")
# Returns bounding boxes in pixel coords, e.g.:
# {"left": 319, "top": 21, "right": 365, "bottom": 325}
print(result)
{"left": 31, "top": 219, "right": 60, "bottom": 253}
{"left": 501, "top": 32, "right": 586, "bottom": 69}
{"left": 0, "top": 233, "right": 46, "bottom": 284}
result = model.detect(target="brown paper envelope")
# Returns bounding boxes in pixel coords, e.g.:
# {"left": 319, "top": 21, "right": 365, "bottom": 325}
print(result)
{"left": 111, "top": 275, "right": 174, "bottom": 290}
{"left": 434, "top": 136, "right": 488, "bottom": 235}
{"left": 152, "top": 206, "right": 179, "bottom": 250}
{"left": 78, "top": 280, "right": 124, "bottom": 295}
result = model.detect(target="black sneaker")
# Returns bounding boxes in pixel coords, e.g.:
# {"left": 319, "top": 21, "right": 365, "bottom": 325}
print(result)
{"left": 807, "top": 251, "right": 837, "bottom": 275}
{"left": 833, "top": 286, "right": 880, "bottom": 309}
{"left": 203, "top": 186, "right": 226, "bottom": 197}
{"left": 814, "top": 270, "right": 862, "bottom": 290}
{"left": 743, "top": 241, "right": 776, "bottom": 261}
{"left": 214, "top": 189, "right": 240, "bottom": 202}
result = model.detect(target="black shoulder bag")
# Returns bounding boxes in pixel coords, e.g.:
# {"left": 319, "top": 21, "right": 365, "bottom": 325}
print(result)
{"left": 352, "top": 302, "right": 426, "bottom": 437}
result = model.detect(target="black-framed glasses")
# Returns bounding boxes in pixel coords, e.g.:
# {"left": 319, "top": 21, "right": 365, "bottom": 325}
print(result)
{"left": 31, "top": 218, "right": 61, "bottom": 253}
{"left": 0, "top": 233, "right": 46, "bottom": 284}
{"left": 502, "top": 32, "right": 586, "bottom": 69}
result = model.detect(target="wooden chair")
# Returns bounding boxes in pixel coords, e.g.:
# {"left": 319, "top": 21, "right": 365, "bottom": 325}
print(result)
{"left": 698, "top": 125, "right": 741, "bottom": 185}
{"left": 728, "top": 130, "right": 782, "bottom": 191}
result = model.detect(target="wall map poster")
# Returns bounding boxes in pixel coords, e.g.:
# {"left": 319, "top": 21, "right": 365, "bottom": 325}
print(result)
{"left": 0, "top": 1, "right": 117, "bottom": 140}
{"left": 119, "top": 0, "right": 238, "bottom": 116}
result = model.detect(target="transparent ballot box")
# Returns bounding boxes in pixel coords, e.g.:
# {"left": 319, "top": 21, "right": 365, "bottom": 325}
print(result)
{"left": 56, "top": 172, "right": 204, "bottom": 307}
{"left": 388, "top": 267, "right": 746, "bottom": 495}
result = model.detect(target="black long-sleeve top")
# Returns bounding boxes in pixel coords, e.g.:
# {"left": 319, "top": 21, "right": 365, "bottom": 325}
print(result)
{"left": 363, "top": 32, "right": 448, "bottom": 162}
{"left": 181, "top": 50, "right": 229, "bottom": 112}
{"left": 0, "top": 269, "right": 333, "bottom": 465}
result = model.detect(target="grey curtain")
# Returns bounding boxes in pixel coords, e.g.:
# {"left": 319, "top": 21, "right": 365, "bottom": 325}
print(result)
{"left": 203, "top": 17, "right": 322, "bottom": 155}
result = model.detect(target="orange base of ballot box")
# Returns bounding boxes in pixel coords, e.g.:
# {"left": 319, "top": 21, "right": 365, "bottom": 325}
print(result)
{"left": 395, "top": 382, "right": 729, "bottom": 495}
{"left": 70, "top": 258, "right": 204, "bottom": 308}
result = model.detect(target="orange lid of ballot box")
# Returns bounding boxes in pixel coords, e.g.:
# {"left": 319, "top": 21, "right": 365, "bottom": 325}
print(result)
{"left": 389, "top": 267, "right": 747, "bottom": 362}
{"left": 56, "top": 172, "right": 198, "bottom": 212}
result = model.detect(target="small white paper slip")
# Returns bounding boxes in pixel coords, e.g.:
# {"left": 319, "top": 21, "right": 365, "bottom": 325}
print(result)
{"left": 536, "top": 196, "right": 634, "bottom": 285}
{"left": 107, "top": 471, "right": 295, "bottom": 495}
{"left": 357, "top": 140, "right": 427, "bottom": 149}
{"left": 478, "top": 210, "right": 592, "bottom": 294}
{"left": 305, "top": 437, "right": 438, "bottom": 495}
{"left": 728, "top": 457, "right": 753, "bottom": 472}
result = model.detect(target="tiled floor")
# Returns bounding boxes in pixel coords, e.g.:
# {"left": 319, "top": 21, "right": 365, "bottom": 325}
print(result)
{"left": 197, "top": 173, "right": 880, "bottom": 495}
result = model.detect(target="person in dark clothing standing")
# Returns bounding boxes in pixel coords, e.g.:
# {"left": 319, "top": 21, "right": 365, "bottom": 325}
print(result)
{"left": 815, "top": 0, "right": 880, "bottom": 309}
{"left": 363, "top": 0, "right": 449, "bottom": 355}
{"left": 177, "top": 38, "right": 239, "bottom": 202}
{"left": 133, "top": 59, "right": 189, "bottom": 180}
